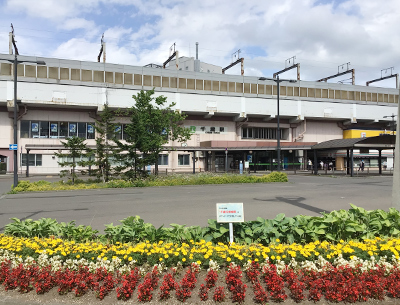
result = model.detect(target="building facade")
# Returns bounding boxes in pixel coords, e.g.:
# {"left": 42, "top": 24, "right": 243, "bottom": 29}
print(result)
{"left": 0, "top": 53, "right": 398, "bottom": 175}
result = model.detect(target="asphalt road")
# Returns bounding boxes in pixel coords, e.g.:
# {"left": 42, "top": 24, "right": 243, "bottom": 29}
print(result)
{"left": 0, "top": 174, "right": 395, "bottom": 232}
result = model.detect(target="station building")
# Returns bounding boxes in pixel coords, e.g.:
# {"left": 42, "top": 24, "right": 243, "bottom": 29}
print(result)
{"left": 0, "top": 53, "right": 398, "bottom": 175}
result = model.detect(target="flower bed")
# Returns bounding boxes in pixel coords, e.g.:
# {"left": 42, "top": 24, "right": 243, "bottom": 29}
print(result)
{"left": 2, "top": 236, "right": 400, "bottom": 303}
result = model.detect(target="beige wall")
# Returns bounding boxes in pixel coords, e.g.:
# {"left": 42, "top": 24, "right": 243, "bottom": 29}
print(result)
{"left": 302, "top": 120, "right": 343, "bottom": 143}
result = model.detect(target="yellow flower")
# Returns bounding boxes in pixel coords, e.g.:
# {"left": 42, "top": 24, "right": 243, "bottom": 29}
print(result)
{"left": 182, "top": 258, "right": 186, "bottom": 262}
{"left": 159, "top": 257, "right": 163, "bottom": 261}
{"left": 76, "top": 254, "right": 80, "bottom": 258}
{"left": 227, "top": 257, "right": 231, "bottom": 262}
{"left": 271, "top": 256, "right": 275, "bottom": 260}
{"left": 276, "top": 239, "right": 280, "bottom": 243}
{"left": 197, "top": 261, "right": 201, "bottom": 265}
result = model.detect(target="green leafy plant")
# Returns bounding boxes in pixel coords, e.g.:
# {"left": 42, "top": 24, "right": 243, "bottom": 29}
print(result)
{"left": 5, "top": 205, "right": 400, "bottom": 245}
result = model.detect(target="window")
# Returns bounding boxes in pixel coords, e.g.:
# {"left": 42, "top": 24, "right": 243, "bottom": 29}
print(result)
{"left": 21, "top": 121, "right": 29, "bottom": 138}
{"left": 242, "top": 127, "right": 285, "bottom": 140}
{"left": 178, "top": 154, "right": 190, "bottom": 166}
{"left": 69, "top": 123, "right": 77, "bottom": 137}
{"left": 158, "top": 154, "right": 168, "bottom": 165}
{"left": 87, "top": 123, "right": 95, "bottom": 139}
{"left": 50, "top": 122, "right": 58, "bottom": 138}
{"left": 78, "top": 122, "right": 87, "bottom": 138}
{"left": 122, "top": 124, "right": 129, "bottom": 140}
{"left": 31, "top": 122, "right": 39, "bottom": 138}
{"left": 39, "top": 121, "right": 49, "bottom": 138}
{"left": 21, "top": 154, "right": 42, "bottom": 166}
{"left": 20, "top": 120, "right": 95, "bottom": 139}
{"left": 60, "top": 122, "right": 68, "bottom": 138}
{"left": 115, "top": 125, "right": 122, "bottom": 140}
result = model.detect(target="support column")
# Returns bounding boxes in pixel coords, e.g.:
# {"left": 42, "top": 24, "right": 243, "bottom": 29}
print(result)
{"left": 350, "top": 149, "right": 354, "bottom": 177}
{"left": 313, "top": 150, "right": 318, "bottom": 175}
{"left": 192, "top": 152, "right": 196, "bottom": 174}
{"left": 346, "top": 149, "right": 350, "bottom": 175}
{"left": 378, "top": 149, "right": 382, "bottom": 175}
{"left": 211, "top": 152, "right": 216, "bottom": 172}
{"left": 26, "top": 149, "right": 29, "bottom": 178}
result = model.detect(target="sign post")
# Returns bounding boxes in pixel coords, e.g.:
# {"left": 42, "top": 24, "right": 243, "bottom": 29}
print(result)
{"left": 216, "top": 203, "right": 244, "bottom": 244}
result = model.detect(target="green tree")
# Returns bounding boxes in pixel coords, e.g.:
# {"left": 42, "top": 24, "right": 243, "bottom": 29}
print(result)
{"left": 115, "top": 89, "right": 192, "bottom": 179}
{"left": 54, "top": 136, "right": 92, "bottom": 184}
{"left": 93, "top": 103, "right": 118, "bottom": 182}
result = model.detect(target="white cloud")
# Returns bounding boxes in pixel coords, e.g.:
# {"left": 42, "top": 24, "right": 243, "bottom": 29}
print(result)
{"left": 60, "top": 18, "right": 96, "bottom": 31}
{"left": 1, "top": 0, "right": 400, "bottom": 86}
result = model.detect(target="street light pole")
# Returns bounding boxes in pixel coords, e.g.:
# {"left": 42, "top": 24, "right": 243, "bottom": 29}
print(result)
{"left": 13, "top": 53, "right": 18, "bottom": 188}
{"left": 259, "top": 76, "right": 296, "bottom": 172}
{"left": 276, "top": 75, "right": 281, "bottom": 171}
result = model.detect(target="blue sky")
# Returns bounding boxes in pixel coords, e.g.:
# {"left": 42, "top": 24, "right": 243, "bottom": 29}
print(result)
{"left": 0, "top": 0, "right": 399, "bottom": 87}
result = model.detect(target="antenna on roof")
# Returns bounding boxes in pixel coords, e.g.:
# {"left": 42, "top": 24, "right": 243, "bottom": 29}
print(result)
{"left": 273, "top": 56, "right": 300, "bottom": 80}
{"left": 317, "top": 62, "right": 355, "bottom": 85}
{"left": 164, "top": 43, "right": 179, "bottom": 69}
{"left": 222, "top": 49, "right": 244, "bottom": 75}
{"left": 366, "top": 67, "right": 398, "bottom": 89}
{"left": 97, "top": 33, "right": 106, "bottom": 63}
{"left": 9, "top": 23, "right": 19, "bottom": 55}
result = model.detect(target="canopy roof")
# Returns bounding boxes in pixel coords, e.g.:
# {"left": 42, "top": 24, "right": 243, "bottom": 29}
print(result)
{"left": 311, "top": 135, "right": 395, "bottom": 150}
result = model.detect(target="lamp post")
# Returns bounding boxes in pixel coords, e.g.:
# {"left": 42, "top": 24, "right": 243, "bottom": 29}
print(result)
{"left": 1, "top": 54, "right": 45, "bottom": 187}
{"left": 259, "top": 76, "right": 297, "bottom": 171}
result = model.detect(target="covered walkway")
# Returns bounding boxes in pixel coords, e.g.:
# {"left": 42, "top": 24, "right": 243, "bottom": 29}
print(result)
{"left": 311, "top": 135, "right": 395, "bottom": 177}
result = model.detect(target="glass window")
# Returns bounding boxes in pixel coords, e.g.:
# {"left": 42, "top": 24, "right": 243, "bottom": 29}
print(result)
{"left": 69, "top": 122, "right": 77, "bottom": 137}
{"left": 87, "top": 123, "right": 95, "bottom": 139}
{"left": 50, "top": 122, "right": 58, "bottom": 138}
{"left": 115, "top": 125, "right": 122, "bottom": 140}
{"left": 78, "top": 122, "right": 86, "bottom": 138}
{"left": 178, "top": 154, "right": 190, "bottom": 166}
{"left": 21, "top": 121, "right": 30, "bottom": 138}
{"left": 60, "top": 122, "right": 68, "bottom": 138}
{"left": 28, "top": 154, "right": 35, "bottom": 166}
{"left": 31, "top": 122, "right": 39, "bottom": 138}
{"left": 39, "top": 121, "right": 49, "bottom": 138}
{"left": 158, "top": 154, "right": 168, "bottom": 165}
{"left": 36, "top": 154, "right": 42, "bottom": 166}
{"left": 21, "top": 154, "right": 42, "bottom": 166}
{"left": 122, "top": 124, "right": 128, "bottom": 140}
{"left": 21, "top": 154, "right": 27, "bottom": 166}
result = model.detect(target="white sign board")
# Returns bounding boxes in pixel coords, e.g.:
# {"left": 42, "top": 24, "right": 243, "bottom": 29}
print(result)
{"left": 244, "top": 161, "right": 249, "bottom": 169}
{"left": 216, "top": 203, "right": 244, "bottom": 223}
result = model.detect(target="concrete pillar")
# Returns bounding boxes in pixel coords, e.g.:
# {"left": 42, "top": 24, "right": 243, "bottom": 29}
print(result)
{"left": 346, "top": 149, "right": 350, "bottom": 175}
{"left": 350, "top": 149, "right": 354, "bottom": 177}
{"left": 313, "top": 150, "right": 318, "bottom": 175}
{"left": 378, "top": 150, "right": 382, "bottom": 175}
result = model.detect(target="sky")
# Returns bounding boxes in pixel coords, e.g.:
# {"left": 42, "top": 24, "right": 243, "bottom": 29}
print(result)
{"left": 0, "top": 0, "right": 399, "bottom": 88}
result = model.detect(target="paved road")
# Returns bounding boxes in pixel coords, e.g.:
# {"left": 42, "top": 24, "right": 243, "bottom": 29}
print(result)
{"left": 0, "top": 174, "right": 395, "bottom": 232}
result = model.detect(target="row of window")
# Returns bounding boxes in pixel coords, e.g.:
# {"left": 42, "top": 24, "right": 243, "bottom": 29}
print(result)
{"left": 20, "top": 154, "right": 191, "bottom": 167}
{"left": 21, "top": 121, "right": 95, "bottom": 139}
{"left": 20, "top": 121, "right": 160, "bottom": 141}
{"left": 1, "top": 63, "right": 397, "bottom": 103}
{"left": 242, "top": 127, "right": 284, "bottom": 140}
